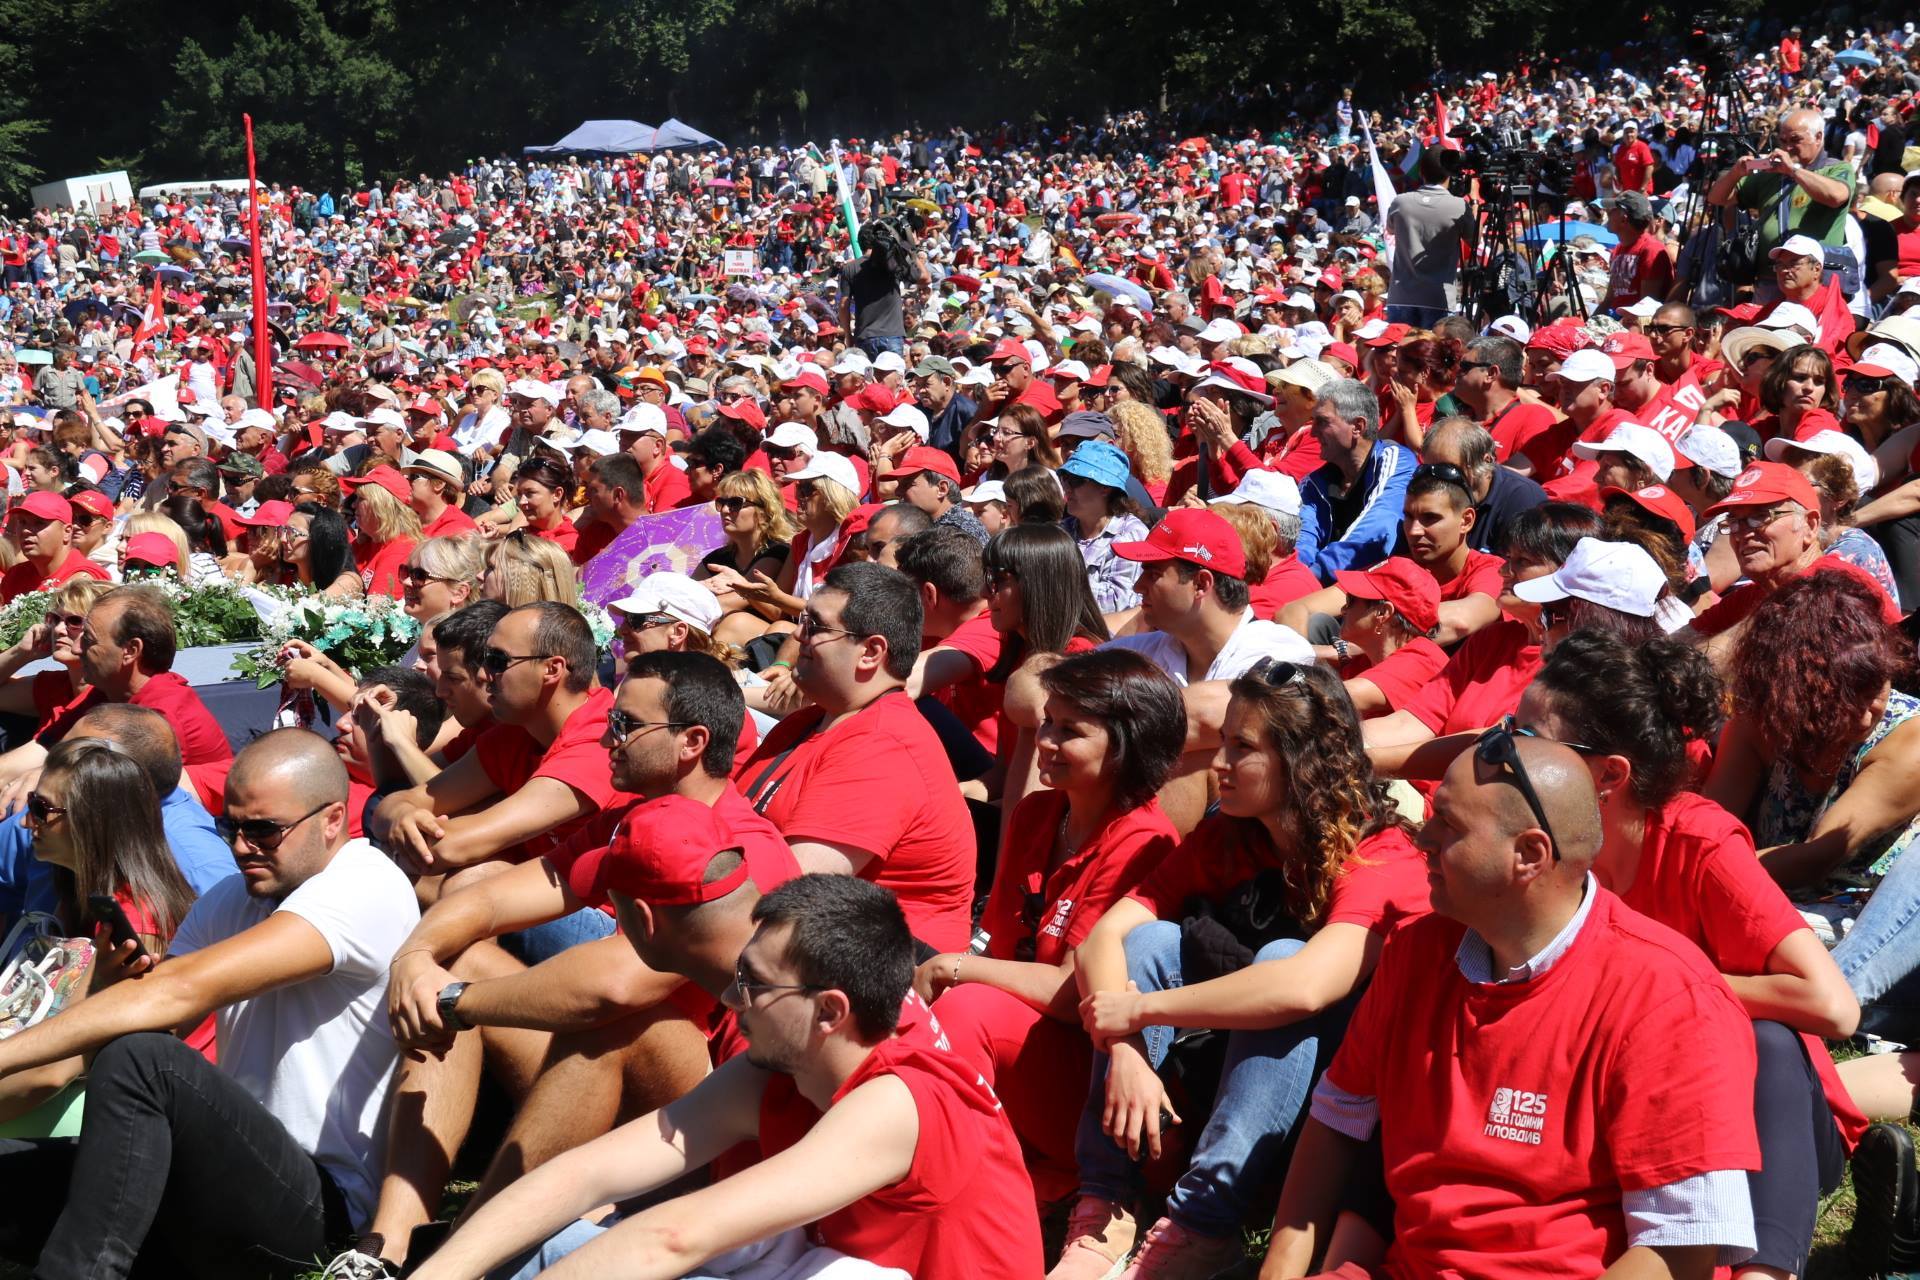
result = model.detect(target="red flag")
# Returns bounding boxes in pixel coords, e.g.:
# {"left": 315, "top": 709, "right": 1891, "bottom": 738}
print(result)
{"left": 1434, "top": 92, "right": 1461, "bottom": 151}
{"left": 133, "top": 278, "right": 166, "bottom": 346}
{"left": 244, "top": 113, "right": 274, "bottom": 410}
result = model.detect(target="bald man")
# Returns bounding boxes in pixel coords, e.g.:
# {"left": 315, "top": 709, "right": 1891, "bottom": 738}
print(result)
{"left": 0, "top": 729, "right": 419, "bottom": 1280}
{"left": 1708, "top": 107, "right": 1852, "bottom": 296}
{"left": 1263, "top": 734, "right": 1762, "bottom": 1280}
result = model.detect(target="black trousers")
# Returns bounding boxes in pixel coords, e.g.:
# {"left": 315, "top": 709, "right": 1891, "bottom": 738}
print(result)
{"left": 0, "top": 1032, "right": 351, "bottom": 1280}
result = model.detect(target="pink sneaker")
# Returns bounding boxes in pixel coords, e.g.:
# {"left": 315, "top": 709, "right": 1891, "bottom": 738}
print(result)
{"left": 1119, "top": 1215, "right": 1244, "bottom": 1279}
{"left": 1046, "top": 1196, "right": 1138, "bottom": 1280}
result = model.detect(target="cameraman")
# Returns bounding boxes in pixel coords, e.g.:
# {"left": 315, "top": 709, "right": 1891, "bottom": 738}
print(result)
{"left": 1707, "top": 107, "right": 1855, "bottom": 300}
{"left": 836, "top": 213, "right": 930, "bottom": 360}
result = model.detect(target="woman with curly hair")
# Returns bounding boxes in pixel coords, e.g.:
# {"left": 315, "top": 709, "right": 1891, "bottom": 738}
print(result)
{"left": 1051, "top": 660, "right": 1427, "bottom": 1280}
{"left": 1707, "top": 569, "right": 1920, "bottom": 1044}
{"left": 1110, "top": 400, "right": 1173, "bottom": 505}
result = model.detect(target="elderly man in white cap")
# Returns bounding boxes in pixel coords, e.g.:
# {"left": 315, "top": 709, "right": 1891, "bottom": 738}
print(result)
{"left": 615, "top": 402, "right": 691, "bottom": 511}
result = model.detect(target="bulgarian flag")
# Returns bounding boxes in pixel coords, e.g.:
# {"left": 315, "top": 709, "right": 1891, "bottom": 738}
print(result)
{"left": 826, "top": 143, "right": 861, "bottom": 258}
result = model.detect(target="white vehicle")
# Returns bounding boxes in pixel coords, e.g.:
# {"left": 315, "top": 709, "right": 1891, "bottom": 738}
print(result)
{"left": 30, "top": 171, "right": 133, "bottom": 213}
{"left": 136, "top": 179, "right": 252, "bottom": 202}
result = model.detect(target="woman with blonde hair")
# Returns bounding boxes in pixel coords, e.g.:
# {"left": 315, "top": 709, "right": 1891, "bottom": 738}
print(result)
{"left": 0, "top": 577, "right": 113, "bottom": 726}
{"left": 346, "top": 476, "right": 424, "bottom": 598}
{"left": 698, "top": 468, "right": 796, "bottom": 644}
{"left": 481, "top": 530, "right": 579, "bottom": 607}
{"left": 1110, "top": 400, "right": 1174, "bottom": 505}
{"left": 709, "top": 455, "right": 858, "bottom": 624}
{"left": 401, "top": 535, "right": 485, "bottom": 623}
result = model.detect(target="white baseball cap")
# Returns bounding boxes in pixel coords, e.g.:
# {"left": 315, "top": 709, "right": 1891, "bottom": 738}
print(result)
{"left": 963, "top": 478, "right": 1007, "bottom": 504}
{"left": 617, "top": 403, "right": 669, "bottom": 438}
{"left": 1485, "top": 315, "right": 1533, "bottom": 343}
{"left": 1764, "top": 429, "right": 1879, "bottom": 492}
{"left": 1549, "top": 349, "right": 1619, "bottom": 385}
{"left": 1674, "top": 424, "right": 1742, "bottom": 479}
{"left": 1769, "top": 233, "right": 1825, "bottom": 263}
{"left": 876, "top": 403, "right": 931, "bottom": 440}
{"left": 784, "top": 450, "right": 862, "bottom": 495}
{"left": 764, "top": 421, "right": 819, "bottom": 453}
{"left": 1757, "top": 301, "right": 1820, "bottom": 339}
{"left": 1513, "top": 537, "right": 1665, "bottom": 618}
{"left": 507, "top": 378, "right": 561, "bottom": 405}
{"left": 1855, "top": 342, "right": 1920, "bottom": 388}
{"left": 871, "top": 350, "right": 907, "bottom": 374}
{"left": 1196, "top": 318, "right": 1245, "bottom": 343}
{"left": 609, "top": 571, "right": 723, "bottom": 633}
{"left": 1570, "top": 422, "right": 1676, "bottom": 481}
{"left": 1209, "top": 469, "right": 1302, "bottom": 518}
{"left": 1618, "top": 296, "right": 1663, "bottom": 319}
{"left": 830, "top": 349, "right": 871, "bottom": 376}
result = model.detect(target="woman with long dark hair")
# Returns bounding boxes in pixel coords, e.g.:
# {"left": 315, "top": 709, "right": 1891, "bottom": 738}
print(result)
{"left": 919, "top": 649, "right": 1184, "bottom": 1203}
{"left": 1051, "top": 662, "right": 1425, "bottom": 1279}
{"left": 280, "top": 503, "right": 364, "bottom": 598}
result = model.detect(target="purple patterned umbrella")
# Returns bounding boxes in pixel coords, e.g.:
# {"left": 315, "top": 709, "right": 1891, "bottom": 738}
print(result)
{"left": 579, "top": 504, "right": 725, "bottom": 608}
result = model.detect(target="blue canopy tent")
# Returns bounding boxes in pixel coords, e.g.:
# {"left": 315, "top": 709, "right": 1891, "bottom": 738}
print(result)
{"left": 640, "top": 118, "right": 724, "bottom": 152}
{"left": 524, "top": 119, "right": 657, "bottom": 156}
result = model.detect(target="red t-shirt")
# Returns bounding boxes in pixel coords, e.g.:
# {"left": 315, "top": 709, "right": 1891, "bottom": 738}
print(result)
{"left": 1435, "top": 549, "right": 1505, "bottom": 602}
{"left": 1690, "top": 561, "right": 1902, "bottom": 637}
{"left": 1401, "top": 618, "right": 1541, "bottom": 736}
{"left": 1343, "top": 637, "right": 1450, "bottom": 714}
{"left": 472, "top": 687, "right": 628, "bottom": 862}
{"left": 40, "top": 672, "right": 231, "bottom": 765}
{"left": 1325, "top": 889, "right": 1761, "bottom": 1280}
{"left": 29, "top": 670, "right": 74, "bottom": 729}
{"left": 1540, "top": 408, "right": 1634, "bottom": 509}
{"left": 1616, "top": 791, "right": 1867, "bottom": 1153}
{"left": 1251, "top": 556, "right": 1324, "bottom": 619}
{"left": 420, "top": 504, "right": 478, "bottom": 539}
{"left": 979, "top": 791, "right": 1176, "bottom": 966}
{"left": 735, "top": 690, "right": 975, "bottom": 952}
{"left": 1636, "top": 363, "right": 1712, "bottom": 446}
{"left": 756, "top": 1006, "right": 1044, "bottom": 1280}
{"left": 0, "top": 550, "right": 110, "bottom": 602}
{"left": 645, "top": 461, "right": 693, "bottom": 514}
{"left": 569, "top": 516, "right": 618, "bottom": 567}
{"left": 547, "top": 784, "right": 799, "bottom": 917}
{"left": 1130, "top": 817, "right": 1428, "bottom": 933}
{"left": 1613, "top": 141, "right": 1656, "bottom": 196}
{"left": 119, "top": 891, "right": 219, "bottom": 1062}
{"left": 440, "top": 722, "right": 483, "bottom": 763}
{"left": 525, "top": 517, "right": 579, "bottom": 556}
{"left": 357, "top": 536, "right": 416, "bottom": 599}
{"left": 1482, "top": 401, "right": 1559, "bottom": 470}
{"left": 927, "top": 612, "right": 1004, "bottom": 756}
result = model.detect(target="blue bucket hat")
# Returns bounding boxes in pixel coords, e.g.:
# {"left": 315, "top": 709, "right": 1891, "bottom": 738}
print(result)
{"left": 1059, "top": 439, "right": 1133, "bottom": 492}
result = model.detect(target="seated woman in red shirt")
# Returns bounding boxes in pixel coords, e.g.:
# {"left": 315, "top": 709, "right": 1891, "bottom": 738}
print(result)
{"left": 0, "top": 578, "right": 112, "bottom": 731}
{"left": 1, "top": 737, "right": 205, "bottom": 1131}
{"left": 1382, "top": 336, "right": 1461, "bottom": 452}
{"left": 1052, "top": 661, "right": 1428, "bottom": 1280}
{"left": 506, "top": 457, "right": 580, "bottom": 556}
{"left": 917, "top": 650, "right": 1183, "bottom": 1206}
{"left": 343, "top": 471, "right": 422, "bottom": 598}
{"left": 1746, "top": 342, "right": 1840, "bottom": 444}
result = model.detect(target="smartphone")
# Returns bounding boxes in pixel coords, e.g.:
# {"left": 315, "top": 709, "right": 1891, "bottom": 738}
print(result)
{"left": 87, "top": 896, "right": 150, "bottom": 963}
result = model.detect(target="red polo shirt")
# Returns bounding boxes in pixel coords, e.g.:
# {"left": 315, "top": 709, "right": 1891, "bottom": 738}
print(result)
{"left": 0, "top": 550, "right": 109, "bottom": 602}
{"left": 420, "top": 503, "right": 478, "bottom": 539}
{"left": 40, "top": 671, "right": 232, "bottom": 765}
{"left": 644, "top": 461, "right": 692, "bottom": 513}
{"left": 472, "top": 687, "right": 628, "bottom": 862}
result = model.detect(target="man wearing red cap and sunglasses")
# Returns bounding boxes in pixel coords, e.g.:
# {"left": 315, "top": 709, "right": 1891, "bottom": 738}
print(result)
{"left": 0, "top": 492, "right": 109, "bottom": 603}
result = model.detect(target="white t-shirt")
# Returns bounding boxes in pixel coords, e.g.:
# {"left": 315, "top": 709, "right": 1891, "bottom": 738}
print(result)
{"left": 1101, "top": 611, "right": 1314, "bottom": 686}
{"left": 168, "top": 838, "right": 419, "bottom": 1229}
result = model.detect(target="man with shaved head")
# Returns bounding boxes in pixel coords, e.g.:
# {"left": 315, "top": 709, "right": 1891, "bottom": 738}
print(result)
{"left": 1262, "top": 732, "right": 1763, "bottom": 1280}
{"left": 0, "top": 728, "right": 419, "bottom": 1279}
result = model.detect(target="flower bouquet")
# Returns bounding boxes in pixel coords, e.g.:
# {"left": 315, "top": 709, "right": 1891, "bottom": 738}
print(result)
{"left": 232, "top": 592, "right": 421, "bottom": 690}
{"left": 0, "top": 577, "right": 270, "bottom": 651}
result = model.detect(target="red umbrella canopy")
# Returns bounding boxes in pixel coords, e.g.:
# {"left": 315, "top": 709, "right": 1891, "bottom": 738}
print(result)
{"left": 294, "top": 331, "right": 351, "bottom": 351}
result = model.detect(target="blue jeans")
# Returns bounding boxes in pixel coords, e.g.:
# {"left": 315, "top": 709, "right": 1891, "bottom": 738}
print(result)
{"left": 1074, "top": 922, "right": 1350, "bottom": 1238}
{"left": 499, "top": 906, "right": 617, "bottom": 968}
{"left": 856, "top": 335, "right": 905, "bottom": 359}
{"left": 1833, "top": 847, "right": 1920, "bottom": 1042}
{"left": 1385, "top": 304, "right": 1449, "bottom": 329}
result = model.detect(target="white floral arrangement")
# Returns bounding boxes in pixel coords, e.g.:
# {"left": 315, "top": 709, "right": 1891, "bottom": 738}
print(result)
{"left": 232, "top": 591, "right": 422, "bottom": 689}
{"left": 0, "top": 576, "right": 268, "bottom": 651}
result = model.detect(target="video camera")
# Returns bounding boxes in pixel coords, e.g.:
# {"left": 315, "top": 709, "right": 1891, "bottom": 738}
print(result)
{"left": 1446, "top": 127, "right": 1575, "bottom": 201}
{"left": 1686, "top": 20, "right": 1744, "bottom": 77}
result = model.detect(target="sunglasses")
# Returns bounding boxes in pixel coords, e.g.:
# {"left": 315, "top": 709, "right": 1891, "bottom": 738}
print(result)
{"left": 617, "top": 610, "right": 677, "bottom": 631}
{"left": 729, "top": 954, "right": 820, "bottom": 1005}
{"left": 797, "top": 612, "right": 859, "bottom": 642}
{"left": 1847, "top": 376, "right": 1893, "bottom": 397}
{"left": 479, "top": 647, "right": 554, "bottom": 677}
{"left": 793, "top": 482, "right": 815, "bottom": 502}
{"left": 1244, "top": 656, "right": 1309, "bottom": 689}
{"left": 216, "top": 800, "right": 332, "bottom": 851}
{"left": 1645, "top": 323, "right": 1692, "bottom": 336}
{"left": 1457, "top": 360, "right": 1495, "bottom": 374}
{"left": 24, "top": 792, "right": 66, "bottom": 824}
{"left": 43, "top": 611, "right": 85, "bottom": 631}
{"left": 400, "top": 565, "right": 451, "bottom": 585}
{"left": 715, "top": 496, "right": 750, "bottom": 514}
{"left": 1412, "top": 461, "right": 1470, "bottom": 489}
{"left": 1472, "top": 724, "right": 1562, "bottom": 862}
{"left": 606, "top": 707, "right": 692, "bottom": 743}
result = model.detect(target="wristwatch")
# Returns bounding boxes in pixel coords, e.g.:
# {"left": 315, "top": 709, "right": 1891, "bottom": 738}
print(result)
{"left": 437, "top": 981, "right": 470, "bottom": 1032}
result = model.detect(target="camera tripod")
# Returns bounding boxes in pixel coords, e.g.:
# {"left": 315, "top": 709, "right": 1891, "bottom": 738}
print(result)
{"left": 1672, "top": 61, "right": 1764, "bottom": 305}
{"left": 1459, "top": 168, "right": 1587, "bottom": 327}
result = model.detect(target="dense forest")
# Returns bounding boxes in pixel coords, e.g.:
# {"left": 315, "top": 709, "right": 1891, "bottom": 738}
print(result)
{"left": 0, "top": 0, "right": 1771, "bottom": 198}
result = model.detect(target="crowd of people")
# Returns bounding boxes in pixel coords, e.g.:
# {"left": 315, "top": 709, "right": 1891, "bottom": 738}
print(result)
{"left": 4, "top": 9, "right": 1920, "bottom": 1280}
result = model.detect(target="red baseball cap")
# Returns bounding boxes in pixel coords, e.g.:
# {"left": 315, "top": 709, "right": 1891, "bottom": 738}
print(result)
{"left": 1527, "top": 321, "right": 1592, "bottom": 357}
{"left": 69, "top": 491, "right": 114, "bottom": 522}
{"left": 684, "top": 337, "right": 712, "bottom": 356}
{"left": 1599, "top": 331, "right": 1656, "bottom": 367}
{"left": 7, "top": 492, "right": 71, "bottom": 525}
{"left": 1332, "top": 557, "right": 1441, "bottom": 633}
{"left": 236, "top": 499, "right": 296, "bottom": 528}
{"left": 566, "top": 795, "right": 747, "bottom": 908}
{"left": 123, "top": 532, "right": 180, "bottom": 568}
{"left": 890, "top": 445, "right": 961, "bottom": 485}
{"left": 1704, "top": 461, "right": 1820, "bottom": 517}
{"left": 1602, "top": 483, "right": 1697, "bottom": 540}
{"left": 1361, "top": 322, "right": 1410, "bottom": 349}
{"left": 1112, "top": 508, "right": 1248, "bottom": 580}
{"left": 843, "top": 384, "right": 898, "bottom": 414}
{"left": 1713, "top": 303, "right": 1765, "bottom": 324}
{"left": 988, "top": 338, "right": 1033, "bottom": 366}
{"left": 341, "top": 465, "right": 411, "bottom": 503}
{"left": 406, "top": 395, "right": 443, "bottom": 417}
{"left": 782, "top": 369, "right": 831, "bottom": 397}
{"left": 1322, "top": 341, "right": 1360, "bottom": 369}
{"left": 717, "top": 400, "right": 767, "bottom": 431}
